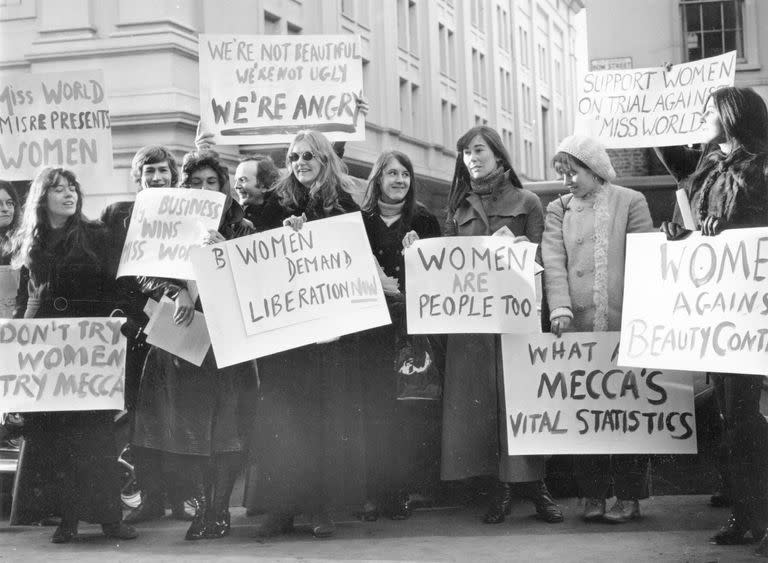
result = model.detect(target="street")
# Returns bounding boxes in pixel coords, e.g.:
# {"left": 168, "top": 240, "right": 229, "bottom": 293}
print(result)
{"left": 0, "top": 495, "right": 762, "bottom": 562}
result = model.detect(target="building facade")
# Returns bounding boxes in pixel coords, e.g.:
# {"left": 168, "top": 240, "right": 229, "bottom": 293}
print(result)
{"left": 586, "top": 0, "right": 767, "bottom": 177}
{"left": 0, "top": 0, "right": 584, "bottom": 215}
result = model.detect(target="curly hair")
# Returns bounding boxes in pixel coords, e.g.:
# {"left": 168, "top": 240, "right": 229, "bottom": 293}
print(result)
{"left": 180, "top": 150, "right": 231, "bottom": 193}
{"left": 10, "top": 167, "right": 99, "bottom": 282}
{"left": 131, "top": 145, "right": 179, "bottom": 188}
{"left": 274, "top": 130, "right": 350, "bottom": 214}
{"left": 0, "top": 180, "right": 22, "bottom": 251}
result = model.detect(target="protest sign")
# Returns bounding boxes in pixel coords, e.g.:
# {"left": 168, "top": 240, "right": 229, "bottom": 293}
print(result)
{"left": 190, "top": 212, "right": 390, "bottom": 367}
{"left": 574, "top": 51, "right": 736, "bottom": 148}
{"left": 0, "top": 317, "right": 126, "bottom": 412}
{"left": 502, "top": 332, "right": 697, "bottom": 455}
{"left": 404, "top": 237, "right": 538, "bottom": 334}
{"left": 619, "top": 229, "right": 768, "bottom": 377}
{"left": 198, "top": 34, "right": 365, "bottom": 145}
{"left": 117, "top": 188, "right": 225, "bottom": 280}
{"left": 0, "top": 70, "right": 113, "bottom": 187}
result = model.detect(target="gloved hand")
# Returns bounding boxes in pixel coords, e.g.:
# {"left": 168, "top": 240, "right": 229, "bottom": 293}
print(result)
{"left": 701, "top": 215, "right": 726, "bottom": 236}
{"left": 660, "top": 221, "right": 692, "bottom": 241}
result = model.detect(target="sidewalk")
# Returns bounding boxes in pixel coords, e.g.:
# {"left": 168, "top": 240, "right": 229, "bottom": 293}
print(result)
{"left": 0, "top": 495, "right": 763, "bottom": 562}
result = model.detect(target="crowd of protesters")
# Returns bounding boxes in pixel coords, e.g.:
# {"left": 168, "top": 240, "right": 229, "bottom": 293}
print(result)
{"left": 0, "top": 84, "right": 766, "bottom": 558}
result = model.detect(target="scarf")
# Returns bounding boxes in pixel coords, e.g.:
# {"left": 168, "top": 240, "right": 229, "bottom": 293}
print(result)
{"left": 470, "top": 165, "right": 506, "bottom": 196}
{"left": 378, "top": 199, "right": 404, "bottom": 226}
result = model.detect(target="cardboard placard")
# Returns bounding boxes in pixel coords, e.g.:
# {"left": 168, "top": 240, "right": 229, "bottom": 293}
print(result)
{"left": 619, "top": 229, "right": 768, "bottom": 376}
{"left": 0, "top": 317, "right": 126, "bottom": 412}
{"left": 574, "top": 51, "right": 736, "bottom": 148}
{"left": 117, "top": 188, "right": 226, "bottom": 280}
{"left": 502, "top": 332, "right": 697, "bottom": 455}
{"left": 404, "top": 237, "right": 539, "bottom": 334}
{"left": 0, "top": 70, "right": 113, "bottom": 188}
{"left": 199, "top": 34, "right": 365, "bottom": 145}
{"left": 190, "top": 212, "right": 390, "bottom": 367}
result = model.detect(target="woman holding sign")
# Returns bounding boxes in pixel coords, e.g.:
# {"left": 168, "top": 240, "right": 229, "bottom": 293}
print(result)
{"left": 655, "top": 86, "right": 768, "bottom": 552}
{"left": 131, "top": 149, "right": 255, "bottom": 541}
{"left": 358, "top": 150, "right": 442, "bottom": 520}
{"left": 542, "top": 135, "right": 653, "bottom": 524}
{"left": 440, "top": 126, "right": 564, "bottom": 525}
{"left": 243, "top": 129, "right": 365, "bottom": 539}
{"left": 9, "top": 167, "right": 137, "bottom": 543}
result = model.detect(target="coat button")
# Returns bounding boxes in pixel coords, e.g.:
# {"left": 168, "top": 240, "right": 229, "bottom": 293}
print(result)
{"left": 53, "top": 297, "right": 69, "bottom": 311}
{"left": 395, "top": 266, "right": 400, "bottom": 272}
{"left": 576, "top": 237, "right": 583, "bottom": 244}
{"left": 575, "top": 269, "right": 583, "bottom": 277}
{"left": 575, "top": 206, "right": 583, "bottom": 212}
{"left": 378, "top": 250, "right": 384, "bottom": 255}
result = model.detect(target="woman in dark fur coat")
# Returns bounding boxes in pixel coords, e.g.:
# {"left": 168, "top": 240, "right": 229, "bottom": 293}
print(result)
{"left": 656, "top": 86, "right": 768, "bottom": 555}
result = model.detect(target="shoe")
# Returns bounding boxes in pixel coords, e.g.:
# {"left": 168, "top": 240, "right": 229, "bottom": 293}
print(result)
{"left": 360, "top": 500, "right": 379, "bottom": 522}
{"left": 387, "top": 492, "right": 412, "bottom": 521}
{"left": 102, "top": 522, "right": 138, "bottom": 540}
{"left": 604, "top": 499, "right": 640, "bottom": 523}
{"left": 184, "top": 496, "right": 209, "bottom": 541}
{"left": 123, "top": 495, "right": 165, "bottom": 524}
{"left": 255, "top": 513, "right": 294, "bottom": 537}
{"left": 710, "top": 512, "right": 749, "bottom": 545}
{"left": 171, "top": 500, "right": 195, "bottom": 521}
{"left": 583, "top": 498, "right": 606, "bottom": 522}
{"left": 756, "top": 530, "right": 768, "bottom": 557}
{"left": 709, "top": 488, "right": 731, "bottom": 508}
{"left": 520, "top": 481, "right": 564, "bottom": 524}
{"left": 51, "top": 523, "right": 77, "bottom": 544}
{"left": 483, "top": 482, "right": 512, "bottom": 524}
{"left": 311, "top": 510, "right": 336, "bottom": 539}
{"left": 204, "top": 509, "right": 231, "bottom": 539}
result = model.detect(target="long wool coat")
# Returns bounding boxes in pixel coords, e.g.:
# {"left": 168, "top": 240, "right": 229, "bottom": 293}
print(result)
{"left": 440, "top": 175, "right": 548, "bottom": 483}
{"left": 11, "top": 222, "right": 123, "bottom": 526}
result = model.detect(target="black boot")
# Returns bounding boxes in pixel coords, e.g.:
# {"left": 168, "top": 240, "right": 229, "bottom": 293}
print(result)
{"left": 518, "top": 481, "right": 564, "bottom": 523}
{"left": 756, "top": 530, "right": 768, "bottom": 557}
{"left": 184, "top": 495, "right": 209, "bottom": 541}
{"left": 483, "top": 482, "right": 512, "bottom": 524}
{"left": 123, "top": 491, "right": 165, "bottom": 524}
{"left": 710, "top": 512, "right": 749, "bottom": 545}
{"left": 204, "top": 454, "right": 241, "bottom": 539}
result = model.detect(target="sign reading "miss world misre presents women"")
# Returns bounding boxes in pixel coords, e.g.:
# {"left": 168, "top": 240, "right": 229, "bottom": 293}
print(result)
{"left": 502, "top": 332, "right": 697, "bottom": 455}
{"left": 619, "top": 228, "right": 768, "bottom": 377}
{"left": 198, "top": 34, "right": 365, "bottom": 145}
{"left": 0, "top": 317, "right": 127, "bottom": 413}
{"left": 404, "top": 236, "right": 539, "bottom": 334}
{"left": 191, "top": 212, "right": 390, "bottom": 368}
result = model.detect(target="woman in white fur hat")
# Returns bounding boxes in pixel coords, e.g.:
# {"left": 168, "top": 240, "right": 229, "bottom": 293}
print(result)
{"left": 541, "top": 134, "right": 654, "bottom": 523}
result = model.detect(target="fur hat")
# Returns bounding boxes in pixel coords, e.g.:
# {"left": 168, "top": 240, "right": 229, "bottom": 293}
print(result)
{"left": 556, "top": 135, "right": 616, "bottom": 183}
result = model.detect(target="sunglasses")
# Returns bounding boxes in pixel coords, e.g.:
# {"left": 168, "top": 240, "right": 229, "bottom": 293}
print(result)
{"left": 288, "top": 151, "right": 316, "bottom": 162}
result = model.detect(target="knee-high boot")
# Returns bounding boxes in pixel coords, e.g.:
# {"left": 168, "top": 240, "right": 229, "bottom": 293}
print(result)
{"left": 206, "top": 453, "right": 242, "bottom": 538}
{"left": 184, "top": 467, "right": 210, "bottom": 541}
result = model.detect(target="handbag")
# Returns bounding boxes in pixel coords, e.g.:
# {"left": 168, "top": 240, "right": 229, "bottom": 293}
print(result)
{"left": 394, "top": 334, "right": 442, "bottom": 401}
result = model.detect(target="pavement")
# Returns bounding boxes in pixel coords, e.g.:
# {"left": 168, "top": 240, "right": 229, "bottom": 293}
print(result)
{"left": 0, "top": 495, "right": 765, "bottom": 562}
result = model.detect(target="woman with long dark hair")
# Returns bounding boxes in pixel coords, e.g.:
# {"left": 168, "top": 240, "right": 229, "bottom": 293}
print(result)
{"left": 131, "top": 150, "right": 255, "bottom": 541}
{"left": 358, "top": 150, "right": 442, "bottom": 520}
{"left": 0, "top": 180, "right": 22, "bottom": 316}
{"left": 656, "top": 86, "right": 768, "bottom": 554}
{"left": 8, "top": 167, "right": 136, "bottom": 543}
{"left": 244, "top": 129, "right": 366, "bottom": 539}
{"left": 441, "top": 126, "right": 563, "bottom": 525}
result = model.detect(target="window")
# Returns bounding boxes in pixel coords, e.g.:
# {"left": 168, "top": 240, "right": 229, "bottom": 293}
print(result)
{"left": 479, "top": 53, "right": 487, "bottom": 97}
{"left": 680, "top": 0, "right": 743, "bottom": 61}
{"left": 341, "top": 0, "right": 354, "bottom": 18}
{"left": 398, "top": 0, "right": 418, "bottom": 54}
{"left": 472, "top": 48, "right": 480, "bottom": 94}
{"left": 439, "top": 24, "right": 447, "bottom": 74}
{"left": 287, "top": 22, "right": 302, "bottom": 35}
{"left": 264, "top": 11, "right": 281, "bottom": 34}
{"left": 399, "top": 78, "right": 410, "bottom": 133}
{"left": 447, "top": 29, "right": 456, "bottom": 76}
{"left": 519, "top": 27, "right": 529, "bottom": 67}
{"left": 411, "top": 84, "right": 421, "bottom": 135}
{"left": 442, "top": 100, "right": 457, "bottom": 148}
{"left": 408, "top": 0, "right": 418, "bottom": 54}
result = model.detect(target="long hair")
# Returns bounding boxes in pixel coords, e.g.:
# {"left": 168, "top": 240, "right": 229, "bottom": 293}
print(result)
{"left": 362, "top": 150, "right": 419, "bottom": 231}
{"left": 131, "top": 145, "right": 179, "bottom": 188}
{"left": 180, "top": 150, "right": 231, "bottom": 194}
{"left": 446, "top": 126, "right": 523, "bottom": 216}
{"left": 0, "top": 180, "right": 22, "bottom": 253}
{"left": 274, "top": 129, "right": 349, "bottom": 213}
{"left": 708, "top": 86, "right": 768, "bottom": 155}
{"left": 10, "top": 167, "right": 98, "bottom": 282}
